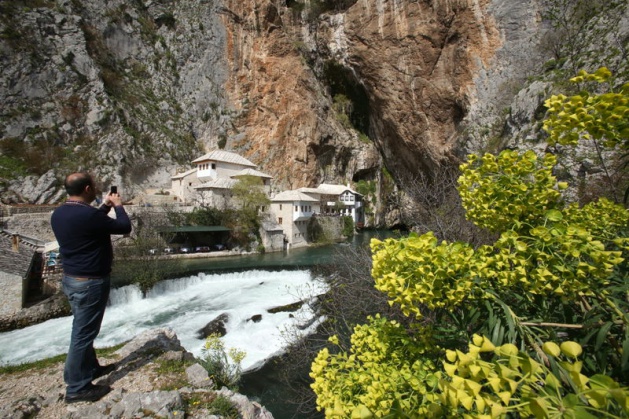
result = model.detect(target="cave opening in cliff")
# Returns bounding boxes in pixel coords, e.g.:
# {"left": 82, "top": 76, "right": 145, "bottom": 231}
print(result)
{"left": 286, "top": 0, "right": 358, "bottom": 13}
{"left": 322, "top": 61, "right": 370, "bottom": 137}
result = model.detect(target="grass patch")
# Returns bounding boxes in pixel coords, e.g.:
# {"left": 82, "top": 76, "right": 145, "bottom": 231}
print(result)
{"left": 155, "top": 358, "right": 190, "bottom": 375}
{"left": 154, "top": 358, "right": 193, "bottom": 391}
{"left": 96, "top": 342, "right": 126, "bottom": 357}
{"left": 0, "top": 353, "right": 66, "bottom": 375}
{"left": 184, "top": 393, "right": 239, "bottom": 418}
{"left": 0, "top": 342, "right": 125, "bottom": 375}
{"left": 0, "top": 155, "right": 28, "bottom": 179}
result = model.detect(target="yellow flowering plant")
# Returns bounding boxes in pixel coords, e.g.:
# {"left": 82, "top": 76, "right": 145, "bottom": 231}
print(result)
{"left": 199, "top": 333, "right": 246, "bottom": 390}
{"left": 543, "top": 67, "right": 629, "bottom": 203}
{"left": 310, "top": 315, "right": 442, "bottom": 418}
{"left": 440, "top": 335, "right": 629, "bottom": 418}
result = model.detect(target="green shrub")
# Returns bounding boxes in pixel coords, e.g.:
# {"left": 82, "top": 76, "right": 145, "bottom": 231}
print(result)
{"left": 341, "top": 215, "right": 354, "bottom": 237}
{"left": 185, "top": 393, "right": 239, "bottom": 418}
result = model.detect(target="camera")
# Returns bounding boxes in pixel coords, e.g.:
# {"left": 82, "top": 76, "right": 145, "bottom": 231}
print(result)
{"left": 110, "top": 186, "right": 118, "bottom": 194}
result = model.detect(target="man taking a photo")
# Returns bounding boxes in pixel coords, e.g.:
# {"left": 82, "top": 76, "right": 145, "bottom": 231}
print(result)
{"left": 51, "top": 172, "right": 132, "bottom": 403}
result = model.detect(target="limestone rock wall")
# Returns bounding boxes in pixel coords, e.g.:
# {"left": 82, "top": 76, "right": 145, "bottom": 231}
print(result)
{"left": 217, "top": 1, "right": 381, "bottom": 191}
{"left": 0, "top": 0, "right": 229, "bottom": 201}
{"left": 309, "top": 0, "right": 502, "bottom": 176}
{"left": 1, "top": 0, "right": 627, "bottom": 225}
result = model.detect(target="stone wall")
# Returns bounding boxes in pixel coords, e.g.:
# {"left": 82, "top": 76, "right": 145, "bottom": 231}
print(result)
{"left": 0, "top": 271, "right": 22, "bottom": 317}
{"left": 308, "top": 215, "right": 344, "bottom": 243}
{"left": 4, "top": 213, "right": 56, "bottom": 242}
{"left": 260, "top": 220, "right": 285, "bottom": 253}
{"left": 2, "top": 205, "right": 58, "bottom": 216}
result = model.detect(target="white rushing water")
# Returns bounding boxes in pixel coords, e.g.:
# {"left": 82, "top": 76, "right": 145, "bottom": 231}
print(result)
{"left": 0, "top": 269, "right": 327, "bottom": 371}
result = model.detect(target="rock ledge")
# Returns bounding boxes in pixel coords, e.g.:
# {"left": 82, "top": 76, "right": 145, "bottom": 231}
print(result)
{"left": 0, "top": 328, "right": 274, "bottom": 419}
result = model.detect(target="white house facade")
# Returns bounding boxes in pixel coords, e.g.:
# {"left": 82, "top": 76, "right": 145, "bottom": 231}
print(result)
{"left": 170, "top": 168, "right": 199, "bottom": 204}
{"left": 171, "top": 150, "right": 271, "bottom": 205}
{"left": 192, "top": 150, "right": 257, "bottom": 180}
{"left": 169, "top": 150, "right": 365, "bottom": 249}
{"left": 299, "top": 183, "right": 364, "bottom": 225}
{"left": 270, "top": 190, "right": 320, "bottom": 247}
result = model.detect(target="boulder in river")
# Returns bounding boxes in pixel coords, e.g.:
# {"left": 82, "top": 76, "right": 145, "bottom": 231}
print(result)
{"left": 196, "top": 313, "right": 229, "bottom": 339}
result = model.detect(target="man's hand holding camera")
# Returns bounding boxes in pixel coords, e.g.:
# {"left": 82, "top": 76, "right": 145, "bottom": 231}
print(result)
{"left": 104, "top": 186, "right": 123, "bottom": 207}
{"left": 106, "top": 192, "right": 123, "bottom": 207}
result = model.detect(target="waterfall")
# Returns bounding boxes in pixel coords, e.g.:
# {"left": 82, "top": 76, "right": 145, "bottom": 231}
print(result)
{"left": 0, "top": 269, "right": 327, "bottom": 371}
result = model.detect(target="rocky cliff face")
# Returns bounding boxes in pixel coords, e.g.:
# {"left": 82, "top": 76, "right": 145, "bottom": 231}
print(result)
{"left": 0, "top": 0, "right": 231, "bottom": 203}
{"left": 1, "top": 0, "right": 627, "bottom": 224}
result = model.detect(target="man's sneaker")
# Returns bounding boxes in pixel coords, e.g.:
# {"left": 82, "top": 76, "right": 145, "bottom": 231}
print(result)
{"left": 94, "top": 363, "right": 116, "bottom": 379}
{"left": 65, "top": 384, "right": 111, "bottom": 404}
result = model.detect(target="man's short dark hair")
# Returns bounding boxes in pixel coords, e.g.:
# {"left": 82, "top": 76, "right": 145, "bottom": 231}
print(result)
{"left": 65, "top": 172, "right": 93, "bottom": 196}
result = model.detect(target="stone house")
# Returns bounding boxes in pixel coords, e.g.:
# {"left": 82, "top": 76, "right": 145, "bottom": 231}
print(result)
{"left": 169, "top": 151, "right": 363, "bottom": 249}
{"left": 267, "top": 184, "right": 364, "bottom": 247}
{"left": 166, "top": 167, "right": 198, "bottom": 204}
{"left": 0, "top": 231, "right": 45, "bottom": 317}
{"left": 259, "top": 218, "right": 285, "bottom": 252}
{"left": 194, "top": 168, "right": 273, "bottom": 209}
{"left": 269, "top": 190, "right": 320, "bottom": 247}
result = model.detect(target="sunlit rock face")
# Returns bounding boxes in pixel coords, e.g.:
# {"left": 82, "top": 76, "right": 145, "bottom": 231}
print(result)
{"left": 214, "top": 0, "right": 512, "bottom": 225}
{"left": 216, "top": 1, "right": 381, "bottom": 191}
{"left": 169, "top": 0, "right": 554, "bottom": 192}
{"left": 315, "top": 0, "right": 504, "bottom": 177}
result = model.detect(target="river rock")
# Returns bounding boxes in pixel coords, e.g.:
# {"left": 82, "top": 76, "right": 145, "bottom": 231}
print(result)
{"left": 105, "top": 391, "right": 185, "bottom": 419}
{"left": 267, "top": 301, "right": 303, "bottom": 313}
{"left": 216, "top": 388, "right": 274, "bottom": 419}
{"left": 196, "top": 313, "right": 229, "bottom": 339}
{"left": 114, "top": 328, "right": 185, "bottom": 360}
{"left": 247, "top": 314, "right": 262, "bottom": 323}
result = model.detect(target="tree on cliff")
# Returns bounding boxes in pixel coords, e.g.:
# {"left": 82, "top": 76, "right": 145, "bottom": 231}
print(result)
{"left": 227, "top": 175, "right": 270, "bottom": 249}
{"left": 309, "top": 69, "right": 629, "bottom": 418}
{"left": 114, "top": 206, "right": 182, "bottom": 295}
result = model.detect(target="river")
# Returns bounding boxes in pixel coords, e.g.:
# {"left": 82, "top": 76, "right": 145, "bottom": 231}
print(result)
{"left": 0, "top": 230, "right": 396, "bottom": 418}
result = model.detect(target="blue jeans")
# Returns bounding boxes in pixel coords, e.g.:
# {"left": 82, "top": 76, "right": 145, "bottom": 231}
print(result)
{"left": 62, "top": 275, "right": 110, "bottom": 395}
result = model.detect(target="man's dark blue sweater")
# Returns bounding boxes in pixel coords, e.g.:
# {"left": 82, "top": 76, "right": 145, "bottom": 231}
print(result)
{"left": 51, "top": 201, "right": 132, "bottom": 277}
